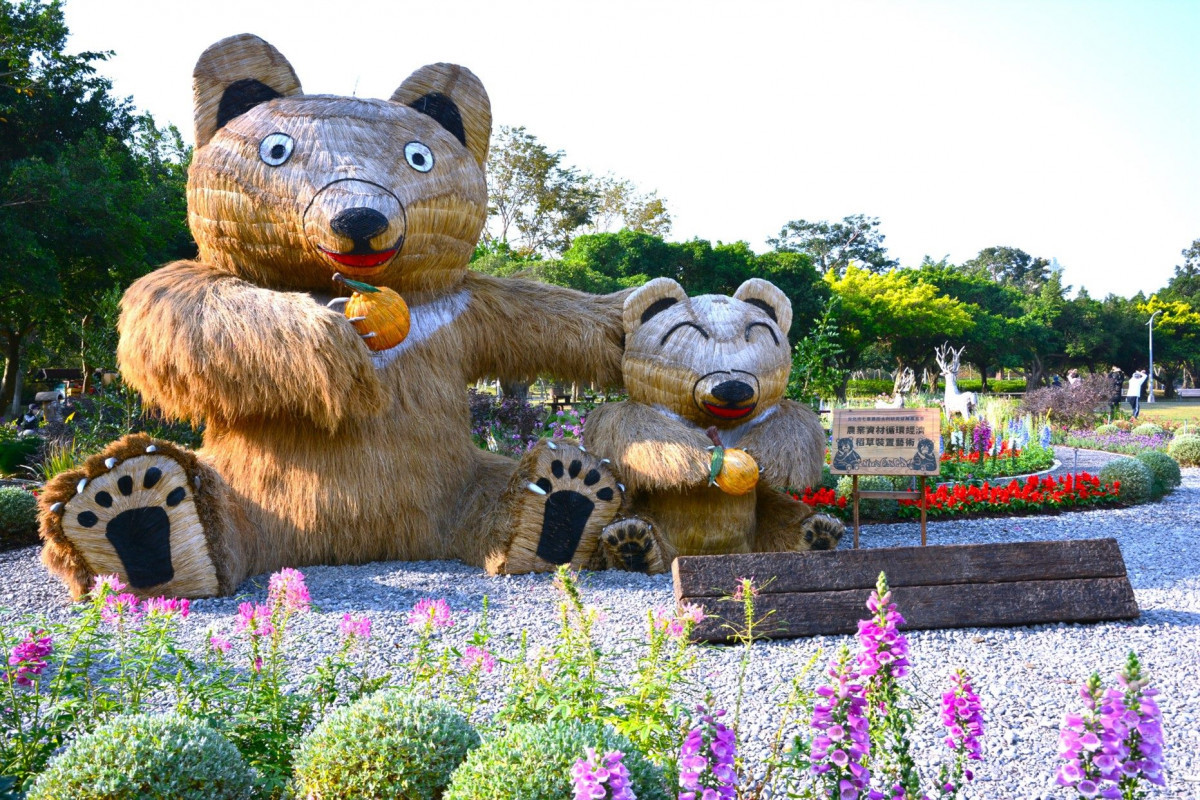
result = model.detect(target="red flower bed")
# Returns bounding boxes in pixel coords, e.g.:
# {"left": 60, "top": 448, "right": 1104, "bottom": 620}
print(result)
{"left": 897, "top": 472, "right": 1121, "bottom": 519}
{"left": 789, "top": 472, "right": 1122, "bottom": 522}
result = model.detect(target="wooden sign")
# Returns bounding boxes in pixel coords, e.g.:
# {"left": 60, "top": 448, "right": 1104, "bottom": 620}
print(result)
{"left": 830, "top": 408, "right": 942, "bottom": 476}
{"left": 673, "top": 538, "right": 1139, "bottom": 642}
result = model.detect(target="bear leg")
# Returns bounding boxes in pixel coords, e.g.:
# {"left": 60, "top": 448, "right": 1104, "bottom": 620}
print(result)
{"left": 478, "top": 440, "right": 624, "bottom": 574}
{"left": 599, "top": 516, "right": 674, "bottom": 574}
{"left": 752, "top": 486, "right": 845, "bottom": 553}
{"left": 39, "top": 434, "right": 247, "bottom": 599}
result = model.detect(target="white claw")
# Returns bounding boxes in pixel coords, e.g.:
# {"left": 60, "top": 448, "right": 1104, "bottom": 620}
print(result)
{"left": 579, "top": 445, "right": 587, "bottom": 452}
{"left": 76, "top": 478, "right": 87, "bottom": 495}
{"left": 547, "top": 441, "right": 557, "bottom": 450}
{"left": 326, "top": 297, "right": 350, "bottom": 311}
{"left": 526, "top": 482, "right": 548, "bottom": 496}
{"left": 601, "top": 458, "right": 611, "bottom": 464}
{"left": 104, "top": 457, "right": 117, "bottom": 469}
{"left": 617, "top": 483, "right": 625, "bottom": 492}
{"left": 50, "top": 502, "right": 63, "bottom": 514}
{"left": 146, "top": 445, "right": 157, "bottom": 453}
{"left": 194, "top": 476, "right": 201, "bottom": 490}
{"left": 348, "top": 316, "right": 367, "bottom": 323}
{"left": 361, "top": 332, "right": 377, "bottom": 339}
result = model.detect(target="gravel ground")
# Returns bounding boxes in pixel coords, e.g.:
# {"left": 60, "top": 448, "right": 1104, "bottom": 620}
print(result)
{"left": 1, "top": 448, "right": 1195, "bottom": 799}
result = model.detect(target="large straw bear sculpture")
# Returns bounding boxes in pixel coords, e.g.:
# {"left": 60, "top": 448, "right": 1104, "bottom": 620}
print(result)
{"left": 584, "top": 278, "right": 844, "bottom": 567}
{"left": 37, "top": 34, "right": 633, "bottom": 599}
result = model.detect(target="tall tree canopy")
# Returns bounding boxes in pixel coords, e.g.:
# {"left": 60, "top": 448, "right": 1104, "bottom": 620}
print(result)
{"left": 767, "top": 214, "right": 898, "bottom": 277}
{"left": 963, "top": 246, "right": 1051, "bottom": 294}
{"left": 485, "top": 126, "right": 671, "bottom": 255}
{"left": 0, "top": 0, "right": 192, "bottom": 411}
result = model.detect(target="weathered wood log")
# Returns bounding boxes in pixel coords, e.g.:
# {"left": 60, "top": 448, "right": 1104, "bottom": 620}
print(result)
{"left": 673, "top": 539, "right": 1139, "bottom": 643}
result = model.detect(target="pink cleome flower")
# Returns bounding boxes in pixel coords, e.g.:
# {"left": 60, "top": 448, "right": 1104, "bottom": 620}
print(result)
{"left": 460, "top": 645, "right": 495, "bottom": 674}
{"left": 234, "top": 602, "right": 275, "bottom": 638}
{"left": 339, "top": 613, "right": 372, "bottom": 641}
{"left": 267, "top": 568, "right": 311, "bottom": 614}
{"left": 407, "top": 598, "right": 454, "bottom": 630}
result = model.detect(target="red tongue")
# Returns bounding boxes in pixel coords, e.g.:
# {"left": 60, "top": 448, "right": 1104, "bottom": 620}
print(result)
{"left": 322, "top": 248, "right": 398, "bottom": 269}
{"left": 705, "top": 403, "right": 753, "bottom": 419}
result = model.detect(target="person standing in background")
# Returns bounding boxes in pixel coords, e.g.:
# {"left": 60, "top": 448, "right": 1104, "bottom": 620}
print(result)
{"left": 1107, "top": 366, "right": 1125, "bottom": 420}
{"left": 1126, "top": 369, "right": 1148, "bottom": 419}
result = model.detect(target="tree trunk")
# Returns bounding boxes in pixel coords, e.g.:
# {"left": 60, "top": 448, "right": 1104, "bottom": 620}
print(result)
{"left": 500, "top": 380, "right": 530, "bottom": 403}
{"left": 1, "top": 330, "right": 22, "bottom": 415}
{"left": 975, "top": 363, "right": 990, "bottom": 393}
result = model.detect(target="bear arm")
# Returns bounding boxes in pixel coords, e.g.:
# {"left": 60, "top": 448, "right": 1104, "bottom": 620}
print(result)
{"left": 117, "top": 261, "right": 385, "bottom": 430}
{"left": 735, "top": 400, "right": 827, "bottom": 491}
{"left": 584, "top": 402, "right": 714, "bottom": 494}
{"left": 460, "top": 272, "right": 628, "bottom": 387}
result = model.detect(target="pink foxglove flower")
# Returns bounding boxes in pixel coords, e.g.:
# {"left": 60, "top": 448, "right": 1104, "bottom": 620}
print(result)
{"left": 6, "top": 630, "right": 52, "bottom": 687}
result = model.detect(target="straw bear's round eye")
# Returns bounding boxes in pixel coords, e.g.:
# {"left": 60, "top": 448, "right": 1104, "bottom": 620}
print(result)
{"left": 259, "top": 133, "right": 294, "bottom": 166}
{"left": 404, "top": 141, "right": 434, "bottom": 172}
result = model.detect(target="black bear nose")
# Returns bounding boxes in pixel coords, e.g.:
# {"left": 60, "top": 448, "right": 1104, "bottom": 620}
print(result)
{"left": 331, "top": 207, "right": 389, "bottom": 246}
{"left": 711, "top": 380, "right": 755, "bottom": 404}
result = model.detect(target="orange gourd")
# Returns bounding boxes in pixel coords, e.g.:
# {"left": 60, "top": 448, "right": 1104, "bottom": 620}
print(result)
{"left": 705, "top": 427, "right": 759, "bottom": 496}
{"left": 334, "top": 273, "right": 410, "bottom": 351}
{"left": 715, "top": 448, "right": 759, "bottom": 495}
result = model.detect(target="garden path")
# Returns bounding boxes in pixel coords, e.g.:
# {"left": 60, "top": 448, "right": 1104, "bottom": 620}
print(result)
{"left": 1045, "top": 445, "right": 1129, "bottom": 478}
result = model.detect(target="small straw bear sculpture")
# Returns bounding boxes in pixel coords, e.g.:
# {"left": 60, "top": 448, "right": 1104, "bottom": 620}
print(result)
{"left": 584, "top": 278, "right": 845, "bottom": 568}
{"left": 38, "top": 34, "right": 641, "bottom": 599}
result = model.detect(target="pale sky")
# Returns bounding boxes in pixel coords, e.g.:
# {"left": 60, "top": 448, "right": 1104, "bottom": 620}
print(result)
{"left": 65, "top": 0, "right": 1200, "bottom": 300}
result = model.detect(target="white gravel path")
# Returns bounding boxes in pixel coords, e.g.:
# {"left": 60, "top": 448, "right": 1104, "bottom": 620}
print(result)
{"left": 1, "top": 453, "right": 1195, "bottom": 799}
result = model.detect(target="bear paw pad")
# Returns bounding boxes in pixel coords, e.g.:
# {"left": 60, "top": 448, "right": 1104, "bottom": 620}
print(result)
{"left": 53, "top": 453, "right": 219, "bottom": 596}
{"left": 600, "top": 518, "right": 664, "bottom": 574}
{"left": 800, "top": 513, "right": 845, "bottom": 552}
{"left": 501, "top": 442, "right": 623, "bottom": 572}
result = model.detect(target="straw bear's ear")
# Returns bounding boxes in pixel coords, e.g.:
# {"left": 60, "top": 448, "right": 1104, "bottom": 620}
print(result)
{"left": 391, "top": 65, "right": 491, "bottom": 167}
{"left": 734, "top": 278, "right": 792, "bottom": 337}
{"left": 193, "top": 34, "right": 303, "bottom": 148}
{"left": 623, "top": 278, "right": 690, "bottom": 336}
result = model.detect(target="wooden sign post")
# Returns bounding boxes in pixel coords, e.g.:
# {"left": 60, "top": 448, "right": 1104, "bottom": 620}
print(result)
{"left": 830, "top": 408, "right": 941, "bottom": 547}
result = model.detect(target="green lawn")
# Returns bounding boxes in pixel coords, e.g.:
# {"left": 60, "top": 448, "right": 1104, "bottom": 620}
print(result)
{"left": 1136, "top": 398, "right": 1200, "bottom": 427}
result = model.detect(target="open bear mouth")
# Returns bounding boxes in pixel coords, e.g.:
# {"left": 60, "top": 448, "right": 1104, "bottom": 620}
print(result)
{"left": 318, "top": 240, "right": 402, "bottom": 274}
{"left": 703, "top": 402, "right": 756, "bottom": 420}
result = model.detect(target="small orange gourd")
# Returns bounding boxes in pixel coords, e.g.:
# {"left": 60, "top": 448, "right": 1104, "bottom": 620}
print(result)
{"left": 334, "top": 273, "right": 410, "bottom": 351}
{"left": 705, "top": 427, "right": 759, "bottom": 496}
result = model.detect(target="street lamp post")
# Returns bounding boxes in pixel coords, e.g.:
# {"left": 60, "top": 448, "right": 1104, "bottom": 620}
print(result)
{"left": 1147, "top": 310, "right": 1163, "bottom": 404}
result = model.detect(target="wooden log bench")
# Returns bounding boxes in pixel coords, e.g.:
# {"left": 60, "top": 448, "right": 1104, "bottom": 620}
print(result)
{"left": 673, "top": 538, "right": 1138, "bottom": 642}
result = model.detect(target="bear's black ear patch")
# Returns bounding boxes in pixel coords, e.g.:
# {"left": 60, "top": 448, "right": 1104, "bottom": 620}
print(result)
{"left": 217, "top": 79, "right": 283, "bottom": 131}
{"left": 744, "top": 298, "right": 778, "bottom": 323}
{"left": 408, "top": 92, "right": 466, "bottom": 147}
{"left": 640, "top": 297, "right": 678, "bottom": 324}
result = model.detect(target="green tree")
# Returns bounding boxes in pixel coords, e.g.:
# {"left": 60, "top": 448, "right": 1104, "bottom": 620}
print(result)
{"left": 485, "top": 126, "right": 597, "bottom": 255}
{"left": 963, "top": 246, "right": 1051, "bottom": 294}
{"left": 826, "top": 266, "right": 974, "bottom": 398}
{"left": 0, "top": 0, "right": 191, "bottom": 411}
{"left": 788, "top": 294, "right": 846, "bottom": 405}
{"left": 918, "top": 259, "right": 1027, "bottom": 391}
{"left": 767, "top": 214, "right": 898, "bottom": 277}
{"left": 585, "top": 175, "right": 672, "bottom": 239}
{"left": 1162, "top": 238, "right": 1200, "bottom": 304}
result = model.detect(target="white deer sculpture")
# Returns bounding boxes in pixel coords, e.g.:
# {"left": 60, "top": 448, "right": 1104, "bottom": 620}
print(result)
{"left": 874, "top": 367, "right": 916, "bottom": 409}
{"left": 934, "top": 343, "right": 977, "bottom": 417}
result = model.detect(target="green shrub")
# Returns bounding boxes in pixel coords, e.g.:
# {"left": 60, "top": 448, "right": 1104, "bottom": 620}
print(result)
{"left": 1098, "top": 458, "right": 1155, "bottom": 505}
{"left": 1131, "top": 422, "right": 1165, "bottom": 437}
{"left": 0, "top": 486, "right": 38, "bottom": 545}
{"left": 1135, "top": 451, "right": 1182, "bottom": 499}
{"left": 444, "top": 720, "right": 669, "bottom": 800}
{"left": 27, "top": 713, "right": 253, "bottom": 800}
{"left": 1167, "top": 433, "right": 1200, "bottom": 467}
{"left": 0, "top": 437, "right": 38, "bottom": 476}
{"left": 1094, "top": 423, "right": 1122, "bottom": 435}
{"left": 292, "top": 691, "right": 479, "bottom": 800}
{"left": 835, "top": 474, "right": 900, "bottom": 519}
